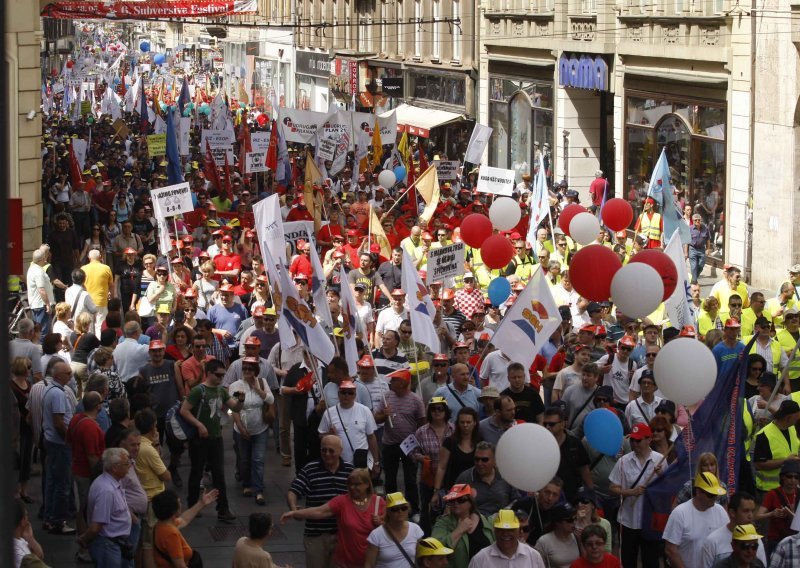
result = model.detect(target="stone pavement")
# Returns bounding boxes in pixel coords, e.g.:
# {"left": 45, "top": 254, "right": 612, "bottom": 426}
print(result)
{"left": 26, "top": 426, "right": 308, "bottom": 567}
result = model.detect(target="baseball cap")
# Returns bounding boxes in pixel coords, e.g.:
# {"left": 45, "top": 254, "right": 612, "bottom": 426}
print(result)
{"left": 149, "top": 340, "right": 165, "bottom": 350}
{"left": 629, "top": 423, "right": 652, "bottom": 440}
{"left": 479, "top": 386, "right": 500, "bottom": 399}
{"left": 638, "top": 369, "right": 657, "bottom": 385}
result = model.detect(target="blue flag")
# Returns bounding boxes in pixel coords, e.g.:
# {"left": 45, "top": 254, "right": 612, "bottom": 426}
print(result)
{"left": 165, "top": 108, "right": 184, "bottom": 185}
{"left": 139, "top": 77, "right": 148, "bottom": 133}
{"left": 177, "top": 77, "right": 190, "bottom": 115}
{"left": 640, "top": 336, "right": 755, "bottom": 540}
{"left": 647, "top": 148, "right": 691, "bottom": 245}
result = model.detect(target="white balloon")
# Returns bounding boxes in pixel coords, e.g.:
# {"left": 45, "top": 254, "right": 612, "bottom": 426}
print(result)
{"left": 378, "top": 169, "right": 396, "bottom": 189}
{"left": 496, "top": 423, "right": 560, "bottom": 492}
{"left": 654, "top": 338, "right": 717, "bottom": 406}
{"left": 488, "top": 197, "right": 522, "bottom": 231}
{"left": 610, "top": 263, "right": 664, "bottom": 319}
{"left": 569, "top": 212, "right": 602, "bottom": 246}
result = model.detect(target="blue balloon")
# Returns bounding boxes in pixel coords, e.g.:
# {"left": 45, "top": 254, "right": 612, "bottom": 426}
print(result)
{"left": 199, "top": 103, "right": 211, "bottom": 116}
{"left": 393, "top": 165, "right": 407, "bottom": 183}
{"left": 153, "top": 53, "right": 166, "bottom": 65}
{"left": 140, "top": 41, "right": 150, "bottom": 53}
{"left": 487, "top": 277, "right": 511, "bottom": 306}
{"left": 584, "top": 409, "right": 624, "bottom": 456}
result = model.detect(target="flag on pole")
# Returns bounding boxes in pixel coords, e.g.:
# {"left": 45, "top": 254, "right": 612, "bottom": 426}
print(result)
{"left": 489, "top": 267, "right": 562, "bottom": 371}
{"left": 338, "top": 266, "right": 361, "bottom": 375}
{"left": 253, "top": 193, "right": 288, "bottom": 266}
{"left": 647, "top": 148, "right": 691, "bottom": 245}
{"left": 222, "top": 151, "right": 233, "bottom": 201}
{"left": 418, "top": 139, "right": 429, "bottom": 174}
{"left": 203, "top": 140, "right": 222, "bottom": 194}
{"left": 139, "top": 77, "right": 148, "bottom": 132}
{"left": 398, "top": 131, "right": 411, "bottom": 168}
{"left": 177, "top": 77, "right": 190, "bottom": 115}
{"left": 369, "top": 206, "right": 392, "bottom": 259}
{"left": 265, "top": 120, "right": 278, "bottom": 172}
{"left": 306, "top": 231, "right": 334, "bottom": 330}
{"left": 664, "top": 231, "right": 697, "bottom": 329}
{"left": 526, "top": 154, "right": 551, "bottom": 245}
{"left": 304, "top": 150, "right": 324, "bottom": 233}
{"left": 416, "top": 164, "right": 440, "bottom": 226}
{"left": 401, "top": 249, "right": 440, "bottom": 351}
{"left": 68, "top": 144, "right": 83, "bottom": 190}
{"left": 238, "top": 119, "right": 252, "bottom": 176}
{"left": 260, "top": 244, "right": 300, "bottom": 350}
{"left": 165, "top": 108, "right": 184, "bottom": 185}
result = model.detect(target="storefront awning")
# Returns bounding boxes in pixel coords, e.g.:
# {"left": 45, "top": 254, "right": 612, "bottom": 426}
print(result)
{"left": 383, "top": 104, "right": 464, "bottom": 138}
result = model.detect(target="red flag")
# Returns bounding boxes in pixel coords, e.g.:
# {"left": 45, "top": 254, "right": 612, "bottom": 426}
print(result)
{"left": 120, "top": 73, "right": 126, "bottom": 97}
{"left": 223, "top": 150, "right": 233, "bottom": 201}
{"left": 204, "top": 140, "right": 223, "bottom": 194}
{"left": 238, "top": 120, "right": 252, "bottom": 175}
{"left": 418, "top": 139, "right": 429, "bottom": 174}
{"left": 265, "top": 120, "right": 278, "bottom": 172}
{"left": 68, "top": 145, "right": 83, "bottom": 190}
{"left": 406, "top": 151, "right": 417, "bottom": 207}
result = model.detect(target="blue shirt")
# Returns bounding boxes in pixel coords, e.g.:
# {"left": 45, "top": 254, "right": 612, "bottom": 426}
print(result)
{"left": 433, "top": 383, "right": 482, "bottom": 422}
{"left": 88, "top": 472, "right": 132, "bottom": 538}
{"left": 43, "top": 383, "right": 74, "bottom": 444}
{"left": 208, "top": 303, "right": 248, "bottom": 347}
{"left": 690, "top": 225, "right": 711, "bottom": 250}
{"left": 712, "top": 341, "right": 745, "bottom": 379}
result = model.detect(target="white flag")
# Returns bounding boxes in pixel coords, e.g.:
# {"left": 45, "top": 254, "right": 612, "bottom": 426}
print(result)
{"left": 253, "top": 194, "right": 288, "bottom": 266}
{"left": 464, "top": 123, "right": 493, "bottom": 165}
{"left": 306, "top": 230, "right": 333, "bottom": 330}
{"left": 261, "top": 243, "right": 303, "bottom": 350}
{"left": 664, "top": 231, "right": 696, "bottom": 329}
{"left": 338, "top": 266, "right": 361, "bottom": 375}
{"left": 489, "top": 267, "right": 562, "bottom": 371}
{"left": 400, "top": 249, "right": 440, "bottom": 352}
{"left": 526, "top": 154, "right": 550, "bottom": 245}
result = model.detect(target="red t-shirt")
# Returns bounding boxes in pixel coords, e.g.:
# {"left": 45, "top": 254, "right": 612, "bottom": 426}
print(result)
{"left": 213, "top": 252, "right": 242, "bottom": 277}
{"left": 763, "top": 488, "right": 798, "bottom": 542}
{"left": 289, "top": 254, "right": 313, "bottom": 280}
{"left": 286, "top": 206, "right": 313, "bottom": 222}
{"left": 328, "top": 494, "right": 385, "bottom": 567}
{"left": 571, "top": 553, "right": 621, "bottom": 568}
{"left": 589, "top": 177, "right": 608, "bottom": 207}
{"left": 67, "top": 413, "right": 105, "bottom": 477}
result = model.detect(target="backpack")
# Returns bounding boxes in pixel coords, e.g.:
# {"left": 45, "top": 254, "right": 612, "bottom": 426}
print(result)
{"left": 166, "top": 385, "right": 206, "bottom": 441}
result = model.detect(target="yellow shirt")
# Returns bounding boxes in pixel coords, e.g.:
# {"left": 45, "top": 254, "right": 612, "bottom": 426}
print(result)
{"left": 136, "top": 437, "right": 167, "bottom": 499}
{"left": 711, "top": 281, "right": 750, "bottom": 311}
{"left": 81, "top": 260, "right": 114, "bottom": 308}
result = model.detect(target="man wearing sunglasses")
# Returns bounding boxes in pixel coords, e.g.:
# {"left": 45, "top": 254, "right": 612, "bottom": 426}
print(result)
{"left": 701, "top": 494, "right": 767, "bottom": 566}
{"left": 454, "top": 442, "right": 516, "bottom": 518}
{"left": 597, "top": 335, "right": 639, "bottom": 409}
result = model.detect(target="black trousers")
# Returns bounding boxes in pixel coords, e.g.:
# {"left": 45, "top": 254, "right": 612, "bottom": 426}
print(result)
{"left": 187, "top": 437, "right": 228, "bottom": 512}
{"left": 292, "top": 424, "right": 321, "bottom": 474}
{"left": 383, "top": 443, "right": 419, "bottom": 513}
{"left": 620, "top": 525, "right": 661, "bottom": 568}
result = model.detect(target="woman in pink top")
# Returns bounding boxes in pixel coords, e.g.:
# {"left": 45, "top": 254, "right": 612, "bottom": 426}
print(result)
{"left": 281, "top": 468, "right": 386, "bottom": 567}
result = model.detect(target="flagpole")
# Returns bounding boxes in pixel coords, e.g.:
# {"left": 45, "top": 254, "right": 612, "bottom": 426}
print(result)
{"left": 368, "top": 204, "right": 372, "bottom": 253}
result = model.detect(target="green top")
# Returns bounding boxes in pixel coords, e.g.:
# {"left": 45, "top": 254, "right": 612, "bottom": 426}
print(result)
{"left": 432, "top": 512, "right": 495, "bottom": 568}
{"left": 187, "top": 384, "right": 230, "bottom": 439}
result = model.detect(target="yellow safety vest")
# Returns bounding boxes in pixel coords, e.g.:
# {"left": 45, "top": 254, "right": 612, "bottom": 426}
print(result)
{"left": 7, "top": 275, "right": 20, "bottom": 293}
{"left": 776, "top": 329, "right": 800, "bottom": 381}
{"left": 744, "top": 336, "right": 783, "bottom": 373}
{"left": 741, "top": 308, "right": 773, "bottom": 338}
{"left": 514, "top": 257, "right": 535, "bottom": 282}
{"left": 742, "top": 400, "right": 754, "bottom": 458}
{"left": 638, "top": 213, "right": 662, "bottom": 242}
{"left": 754, "top": 422, "right": 800, "bottom": 490}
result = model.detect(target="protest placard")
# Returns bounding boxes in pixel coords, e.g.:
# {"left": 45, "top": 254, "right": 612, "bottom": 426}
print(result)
{"left": 434, "top": 160, "right": 460, "bottom": 181}
{"left": 150, "top": 182, "right": 195, "bottom": 217}
{"left": 146, "top": 134, "right": 167, "bottom": 157}
{"left": 201, "top": 129, "right": 235, "bottom": 165}
{"left": 476, "top": 166, "right": 515, "bottom": 196}
{"left": 251, "top": 132, "right": 270, "bottom": 153}
{"left": 317, "top": 137, "right": 336, "bottom": 161}
{"left": 246, "top": 152, "right": 268, "bottom": 173}
{"left": 426, "top": 243, "right": 466, "bottom": 284}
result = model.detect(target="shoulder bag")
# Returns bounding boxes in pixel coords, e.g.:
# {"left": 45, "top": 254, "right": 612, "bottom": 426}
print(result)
{"left": 384, "top": 526, "right": 416, "bottom": 568}
{"left": 258, "top": 377, "right": 275, "bottom": 426}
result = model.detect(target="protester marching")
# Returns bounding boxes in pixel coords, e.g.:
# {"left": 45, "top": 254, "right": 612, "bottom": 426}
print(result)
{"left": 12, "top": 18, "right": 800, "bottom": 568}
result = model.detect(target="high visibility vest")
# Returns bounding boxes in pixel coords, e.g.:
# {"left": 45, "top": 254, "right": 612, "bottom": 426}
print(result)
{"left": 639, "top": 213, "right": 662, "bottom": 242}
{"left": 7, "top": 275, "right": 20, "bottom": 293}
{"left": 744, "top": 336, "right": 783, "bottom": 373}
{"left": 514, "top": 257, "right": 535, "bottom": 282}
{"left": 754, "top": 422, "right": 800, "bottom": 491}
{"left": 776, "top": 329, "right": 800, "bottom": 381}
{"left": 742, "top": 400, "right": 754, "bottom": 459}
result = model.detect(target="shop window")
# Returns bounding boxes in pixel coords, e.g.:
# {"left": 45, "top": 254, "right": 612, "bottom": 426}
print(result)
{"left": 692, "top": 137, "right": 725, "bottom": 259}
{"left": 510, "top": 94, "right": 533, "bottom": 180}
{"left": 432, "top": 0, "right": 440, "bottom": 60}
{"left": 624, "top": 127, "right": 655, "bottom": 223}
{"left": 452, "top": 0, "right": 461, "bottom": 61}
{"left": 489, "top": 101, "right": 509, "bottom": 169}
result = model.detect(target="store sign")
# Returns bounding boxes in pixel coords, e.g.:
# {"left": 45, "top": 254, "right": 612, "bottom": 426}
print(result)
{"left": 381, "top": 77, "right": 403, "bottom": 97}
{"left": 296, "top": 51, "right": 331, "bottom": 79}
{"left": 558, "top": 54, "right": 609, "bottom": 91}
{"left": 330, "top": 57, "right": 359, "bottom": 98}
{"left": 400, "top": 124, "right": 430, "bottom": 138}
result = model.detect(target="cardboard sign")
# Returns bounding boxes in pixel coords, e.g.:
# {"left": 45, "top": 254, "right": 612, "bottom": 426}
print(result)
{"left": 434, "top": 160, "right": 460, "bottom": 181}
{"left": 246, "top": 152, "right": 267, "bottom": 173}
{"left": 201, "top": 129, "right": 235, "bottom": 165}
{"left": 146, "top": 133, "right": 167, "bottom": 157}
{"left": 427, "top": 243, "right": 466, "bottom": 284}
{"left": 317, "top": 137, "right": 336, "bottom": 161}
{"left": 80, "top": 100, "right": 91, "bottom": 115}
{"left": 150, "top": 182, "right": 195, "bottom": 217}
{"left": 112, "top": 118, "right": 129, "bottom": 140}
{"left": 476, "top": 166, "right": 515, "bottom": 197}
{"left": 251, "top": 131, "right": 270, "bottom": 153}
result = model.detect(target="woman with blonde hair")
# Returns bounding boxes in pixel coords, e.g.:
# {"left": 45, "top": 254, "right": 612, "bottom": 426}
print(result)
{"left": 52, "top": 302, "right": 73, "bottom": 351}
{"left": 674, "top": 452, "right": 728, "bottom": 507}
{"left": 365, "top": 492, "right": 424, "bottom": 568}
{"left": 698, "top": 296, "right": 723, "bottom": 337}
{"left": 70, "top": 311, "right": 100, "bottom": 396}
{"left": 281, "top": 468, "right": 385, "bottom": 568}
{"left": 194, "top": 260, "right": 219, "bottom": 310}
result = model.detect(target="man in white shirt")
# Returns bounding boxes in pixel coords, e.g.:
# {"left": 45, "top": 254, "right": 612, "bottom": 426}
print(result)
{"left": 468, "top": 510, "right": 545, "bottom": 568}
{"left": 65, "top": 268, "right": 98, "bottom": 332}
{"left": 374, "top": 289, "right": 408, "bottom": 346}
{"left": 27, "top": 248, "right": 54, "bottom": 336}
{"left": 480, "top": 350, "right": 512, "bottom": 392}
{"left": 625, "top": 370, "right": 662, "bottom": 427}
{"left": 597, "top": 335, "right": 639, "bottom": 408}
{"left": 318, "top": 380, "right": 380, "bottom": 475}
{"left": 700, "top": 491, "right": 767, "bottom": 567}
{"left": 663, "top": 472, "right": 729, "bottom": 568}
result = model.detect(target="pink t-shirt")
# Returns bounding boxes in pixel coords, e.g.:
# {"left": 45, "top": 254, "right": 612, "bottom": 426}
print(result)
{"left": 328, "top": 493, "right": 386, "bottom": 567}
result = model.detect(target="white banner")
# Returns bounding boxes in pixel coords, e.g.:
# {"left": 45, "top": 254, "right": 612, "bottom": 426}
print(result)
{"left": 317, "top": 138, "right": 336, "bottom": 161}
{"left": 283, "top": 221, "right": 316, "bottom": 257}
{"left": 151, "top": 182, "right": 195, "bottom": 218}
{"left": 246, "top": 152, "right": 268, "bottom": 173}
{"left": 427, "top": 243, "right": 466, "bottom": 284}
{"left": 279, "top": 107, "right": 328, "bottom": 144}
{"left": 378, "top": 111, "right": 397, "bottom": 146}
{"left": 464, "top": 123, "right": 493, "bottom": 164}
{"left": 476, "top": 166, "right": 515, "bottom": 196}
{"left": 321, "top": 110, "right": 354, "bottom": 149}
{"left": 251, "top": 131, "right": 270, "bottom": 153}
{"left": 72, "top": 138, "right": 88, "bottom": 170}
{"left": 177, "top": 117, "right": 191, "bottom": 156}
{"left": 434, "top": 160, "right": 460, "bottom": 181}
{"left": 664, "top": 231, "right": 697, "bottom": 330}
{"left": 200, "top": 129, "right": 235, "bottom": 165}
{"left": 253, "top": 194, "right": 287, "bottom": 266}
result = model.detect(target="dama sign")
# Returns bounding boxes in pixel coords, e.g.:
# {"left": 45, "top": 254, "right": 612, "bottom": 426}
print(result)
{"left": 558, "top": 54, "right": 609, "bottom": 91}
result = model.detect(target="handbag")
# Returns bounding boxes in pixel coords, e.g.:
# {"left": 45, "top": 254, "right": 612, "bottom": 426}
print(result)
{"left": 258, "top": 378, "right": 275, "bottom": 426}
{"left": 421, "top": 456, "right": 435, "bottom": 487}
{"left": 137, "top": 296, "right": 155, "bottom": 318}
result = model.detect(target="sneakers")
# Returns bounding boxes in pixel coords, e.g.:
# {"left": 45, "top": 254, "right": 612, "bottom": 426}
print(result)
{"left": 217, "top": 510, "right": 236, "bottom": 523}
{"left": 76, "top": 550, "right": 93, "bottom": 564}
{"left": 49, "top": 521, "right": 77, "bottom": 535}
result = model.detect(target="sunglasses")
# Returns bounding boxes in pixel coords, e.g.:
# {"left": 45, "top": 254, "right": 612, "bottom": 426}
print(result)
{"left": 646, "top": 353, "right": 658, "bottom": 358}
{"left": 430, "top": 406, "right": 446, "bottom": 412}
{"left": 453, "top": 496, "right": 471, "bottom": 504}
{"left": 543, "top": 421, "right": 561, "bottom": 428}
{"left": 737, "top": 542, "right": 758, "bottom": 551}
{"left": 390, "top": 505, "right": 409, "bottom": 512}
{"left": 185, "top": 308, "right": 196, "bottom": 313}
{"left": 339, "top": 390, "right": 356, "bottom": 395}
{"left": 619, "top": 346, "right": 633, "bottom": 351}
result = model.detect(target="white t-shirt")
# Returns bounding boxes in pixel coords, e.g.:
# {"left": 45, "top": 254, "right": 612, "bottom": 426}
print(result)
{"left": 663, "top": 500, "right": 728, "bottom": 568}
{"left": 553, "top": 367, "right": 582, "bottom": 394}
{"left": 376, "top": 308, "right": 407, "bottom": 336}
{"left": 700, "top": 523, "right": 767, "bottom": 568}
{"left": 26, "top": 263, "right": 52, "bottom": 310}
{"left": 597, "top": 353, "right": 638, "bottom": 404}
{"left": 366, "top": 523, "right": 424, "bottom": 568}
{"left": 479, "top": 351, "right": 511, "bottom": 392}
{"left": 318, "top": 402, "right": 377, "bottom": 463}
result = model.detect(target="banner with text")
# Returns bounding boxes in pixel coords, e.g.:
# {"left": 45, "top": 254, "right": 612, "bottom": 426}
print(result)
{"left": 278, "top": 108, "right": 329, "bottom": 144}
{"left": 151, "top": 182, "right": 195, "bottom": 218}
{"left": 251, "top": 132, "right": 270, "bottom": 153}
{"left": 146, "top": 134, "right": 167, "bottom": 157}
{"left": 427, "top": 243, "right": 466, "bottom": 284}
{"left": 246, "top": 152, "right": 268, "bottom": 173}
{"left": 476, "top": 166, "right": 515, "bottom": 196}
{"left": 434, "top": 160, "right": 460, "bottom": 181}
{"left": 201, "top": 129, "right": 235, "bottom": 165}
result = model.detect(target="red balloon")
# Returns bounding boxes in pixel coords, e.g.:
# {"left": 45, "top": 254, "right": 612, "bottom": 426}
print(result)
{"left": 569, "top": 245, "right": 623, "bottom": 301}
{"left": 558, "top": 204, "right": 588, "bottom": 237}
{"left": 66, "top": 60, "right": 74, "bottom": 69}
{"left": 601, "top": 198, "right": 634, "bottom": 232}
{"left": 629, "top": 250, "right": 678, "bottom": 300}
{"left": 461, "top": 213, "right": 493, "bottom": 249}
{"left": 481, "top": 235, "right": 515, "bottom": 270}
{"left": 255, "top": 113, "right": 267, "bottom": 126}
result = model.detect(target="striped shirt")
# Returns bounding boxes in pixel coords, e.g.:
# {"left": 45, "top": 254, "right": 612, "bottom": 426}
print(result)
{"left": 289, "top": 459, "right": 354, "bottom": 536}
{"left": 371, "top": 348, "right": 409, "bottom": 379}
{"left": 770, "top": 534, "right": 800, "bottom": 568}
{"left": 376, "top": 390, "right": 425, "bottom": 445}
{"left": 414, "top": 422, "right": 454, "bottom": 473}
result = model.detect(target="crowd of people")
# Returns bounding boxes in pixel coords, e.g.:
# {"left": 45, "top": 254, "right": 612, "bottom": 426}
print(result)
{"left": 9, "top": 101, "right": 800, "bottom": 568}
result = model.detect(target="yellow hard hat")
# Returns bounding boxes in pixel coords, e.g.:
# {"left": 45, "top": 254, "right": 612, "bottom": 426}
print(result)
{"left": 494, "top": 509, "right": 520, "bottom": 530}
{"left": 694, "top": 472, "right": 726, "bottom": 496}
{"left": 416, "top": 538, "right": 453, "bottom": 558}
{"left": 409, "top": 361, "right": 430, "bottom": 375}
{"left": 732, "top": 524, "right": 763, "bottom": 542}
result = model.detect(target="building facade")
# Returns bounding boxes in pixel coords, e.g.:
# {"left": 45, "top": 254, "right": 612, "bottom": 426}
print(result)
{"left": 479, "top": 0, "right": 799, "bottom": 289}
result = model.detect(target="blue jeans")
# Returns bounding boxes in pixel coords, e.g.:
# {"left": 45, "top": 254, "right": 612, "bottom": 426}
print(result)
{"left": 31, "top": 307, "right": 52, "bottom": 338}
{"left": 688, "top": 247, "right": 706, "bottom": 284}
{"left": 44, "top": 440, "right": 72, "bottom": 524}
{"left": 128, "top": 518, "right": 142, "bottom": 551}
{"left": 233, "top": 429, "right": 268, "bottom": 493}
{"left": 89, "top": 535, "right": 133, "bottom": 568}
